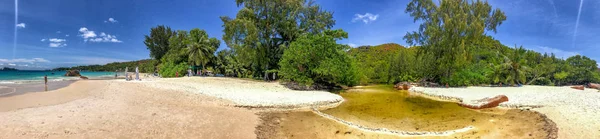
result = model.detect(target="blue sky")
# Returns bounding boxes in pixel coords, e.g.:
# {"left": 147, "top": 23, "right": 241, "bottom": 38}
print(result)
{"left": 0, "top": 0, "right": 598, "bottom": 70}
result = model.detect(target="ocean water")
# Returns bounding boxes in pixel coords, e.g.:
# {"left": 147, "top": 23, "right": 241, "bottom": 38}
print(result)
{"left": 0, "top": 71, "right": 117, "bottom": 84}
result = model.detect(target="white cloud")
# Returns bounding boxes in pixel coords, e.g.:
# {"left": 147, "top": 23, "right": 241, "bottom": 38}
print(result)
{"left": 8, "top": 63, "right": 16, "bottom": 66}
{"left": 352, "top": 13, "right": 379, "bottom": 24}
{"left": 49, "top": 38, "right": 66, "bottom": 43}
{"left": 42, "top": 38, "right": 67, "bottom": 47}
{"left": 65, "top": 34, "right": 70, "bottom": 37}
{"left": 348, "top": 43, "right": 358, "bottom": 47}
{"left": 529, "top": 46, "right": 579, "bottom": 59}
{"left": 104, "top": 18, "right": 118, "bottom": 23}
{"left": 49, "top": 43, "right": 67, "bottom": 47}
{"left": 79, "top": 27, "right": 97, "bottom": 39}
{"left": 78, "top": 27, "right": 122, "bottom": 43}
{"left": 0, "top": 58, "right": 50, "bottom": 64}
{"left": 16, "top": 23, "right": 26, "bottom": 28}
{"left": 56, "top": 31, "right": 61, "bottom": 33}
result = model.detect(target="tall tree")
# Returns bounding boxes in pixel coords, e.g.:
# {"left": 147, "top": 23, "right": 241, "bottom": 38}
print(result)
{"left": 403, "top": 0, "right": 506, "bottom": 82}
{"left": 566, "top": 55, "right": 598, "bottom": 84}
{"left": 221, "top": 0, "right": 335, "bottom": 80}
{"left": 144, "top": 25, "right": 177, "bottom": 61}
{"left": 187, "top": 28, "right": 220, "bottom": 72}
{"left": 279, "top": 29, "right": 358, "bottom": 86}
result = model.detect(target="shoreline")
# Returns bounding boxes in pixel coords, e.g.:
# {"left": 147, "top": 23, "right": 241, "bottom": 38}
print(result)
{"left": 0, "top": 76, "right": 121, "bottom": 97}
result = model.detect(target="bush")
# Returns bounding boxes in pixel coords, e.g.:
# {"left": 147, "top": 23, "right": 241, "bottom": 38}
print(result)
{"left": 279, "top": 29, "right": 359, "bottom": 87}
{"left": 159, "top": 62, "right": 188, "bottom": 78}
{"left": 443, "top": 63, "right": 492, "bottom": 86}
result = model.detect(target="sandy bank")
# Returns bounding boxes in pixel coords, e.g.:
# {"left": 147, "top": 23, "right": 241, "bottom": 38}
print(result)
{"left": 411, "top": 86, "right": 600, "bottom": 139}
{"left": 0, "top": 80, "right": 258, "bottom": 138}
{"left": 136, "top": 77, "right": 344, "bottom": 109}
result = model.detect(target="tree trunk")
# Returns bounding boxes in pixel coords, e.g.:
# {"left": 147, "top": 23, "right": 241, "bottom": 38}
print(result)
{"left": 526, "top": 76, "right": 542, "bottom": 85}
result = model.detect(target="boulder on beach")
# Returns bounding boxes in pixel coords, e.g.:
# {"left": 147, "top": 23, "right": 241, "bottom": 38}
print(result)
{"left": 571, "top": 85, "right": 584, "bottom": 90}
{"left": 588, "top": 83, "right": 600, "bottom": 90}
{"left": 80, "top": 76, "right": 89, "bottom": 80}
{"left": 394, "top": 82, "right": 411, "bottom": 90}
{"left": 64, "top": 70, "right": 81, "bottom": 76}
{"left": 458, "top": 95, "right": 509, "bottom": 109}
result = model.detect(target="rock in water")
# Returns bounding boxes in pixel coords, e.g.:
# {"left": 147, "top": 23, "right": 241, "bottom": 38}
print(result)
{"left": 394, "top": 82, "right": 411, "bottom": 90}
{"left": 80, "top": 76, "right": 89, "bottom": 80}
{"left": 571, "top": 85, "right": 584, "bottom": 90}
{"left": 64, "top": 70, "right": 81, "bottom": 76}
{"left": 458, "top": 95, "right": 509, "bottom": 109}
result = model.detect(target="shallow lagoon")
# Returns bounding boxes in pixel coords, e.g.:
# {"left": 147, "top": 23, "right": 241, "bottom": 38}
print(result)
{"left": 259, "top": 85, "right": 556, "bottom": 138}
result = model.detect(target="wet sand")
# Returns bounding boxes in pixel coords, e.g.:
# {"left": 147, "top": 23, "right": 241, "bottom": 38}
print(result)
{"left": 258, "top": 109, "right": 556, "bottom": 139}
{"left": 0, "top": 81, "right": 76, "bottom": 97}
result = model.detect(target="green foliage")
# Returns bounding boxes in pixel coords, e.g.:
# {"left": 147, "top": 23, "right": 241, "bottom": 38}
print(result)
{"left": 566, "top": 55, "right": 599, "bottom": 84}
{"left": 158, "top": 62, "right": 189, "bottom": 78}
{"left": 214, "top": 49, "right": 252, "bottom": 78}
{"left": 443, "top": 63, "right": 492, "bottom": 86}
{"left": 144, "top": 25, "right": 177, "bottom": 61}
{"left": 53, "top": 59, "right": 157, "bottom": 73}
{"left": 404, "top": 0, "right": 506, "bottom": 84}
{"left": 186, "top": 28, "right": 220, "bottom": 69}
{"left": 221, "top": 0, "right": 335, "bottom": 80}
{"left": 279, "top": 29, "right": 359, "bottom": 86}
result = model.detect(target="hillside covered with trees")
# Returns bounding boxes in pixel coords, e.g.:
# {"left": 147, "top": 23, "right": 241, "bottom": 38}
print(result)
{"left": 53, "top": 59, "right": 157, "bottom": 73}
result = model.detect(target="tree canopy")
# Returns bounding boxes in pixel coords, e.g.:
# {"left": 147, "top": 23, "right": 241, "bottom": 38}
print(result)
{"left": 144, "top": 25, "right": 177, "bottom": 61}
{"left": 404, "top": 0, "right": 506, "bottom": 82}
{"left": 221, "top": 0, "right": 335, "bottom": 80}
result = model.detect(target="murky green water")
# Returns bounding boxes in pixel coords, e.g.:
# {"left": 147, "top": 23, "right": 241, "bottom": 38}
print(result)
{"left": 322, "top": 85, "right": 514, "bottom": 131}
{"left": 259, "top": 85, "right": 554, "bottom": 138}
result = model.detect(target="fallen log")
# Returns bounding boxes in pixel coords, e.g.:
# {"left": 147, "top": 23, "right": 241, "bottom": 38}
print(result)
{"left": 457, "top": 95, "right": 509, "bottom": 109}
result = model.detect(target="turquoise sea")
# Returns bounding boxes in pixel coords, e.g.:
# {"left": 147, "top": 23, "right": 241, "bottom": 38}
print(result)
{"left": 0, "top": 71, "right": 116, "bottom": 84}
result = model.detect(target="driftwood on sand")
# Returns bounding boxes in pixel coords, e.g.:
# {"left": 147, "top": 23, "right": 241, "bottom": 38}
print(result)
{"left": 457, "top": 95, "right": 509, "bottom": 109}
{"left": 571, "top": 85, "right": 584, "bottom": 90}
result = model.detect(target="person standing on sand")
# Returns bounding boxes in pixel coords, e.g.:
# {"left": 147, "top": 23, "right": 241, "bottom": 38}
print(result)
{"left": 125, "top": 67, "right": 129, "bottom": 81}
{"left": 135, "top": 66, "right": 140, "bottom": 80}
{"left": 44, "top": 75, "right": 48, "bottom": 91}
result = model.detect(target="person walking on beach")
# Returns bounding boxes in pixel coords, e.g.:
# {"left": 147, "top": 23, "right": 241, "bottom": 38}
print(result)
{"left": 187, "top": 69, "right": 191, "bottom": 77}
{"left": 44, "top": 75, "right": 48, "bottom": 91}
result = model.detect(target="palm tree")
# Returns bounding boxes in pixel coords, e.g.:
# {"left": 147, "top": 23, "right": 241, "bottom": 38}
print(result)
{"left": 495, "top": 46, "right": 528, "bottom": 85}
{"left": 187, "top": 29, "right": 219, "bottom": 75}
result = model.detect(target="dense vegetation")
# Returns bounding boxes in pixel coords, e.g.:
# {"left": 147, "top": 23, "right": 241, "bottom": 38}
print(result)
{"left": 53, "top": 59, "right": 157, "bottom": 73}
{"left": 279, "top": 29, "right": 359, "bottom": 86}
{"left": 58, "top": 0, "right": 600, "bottom": 87}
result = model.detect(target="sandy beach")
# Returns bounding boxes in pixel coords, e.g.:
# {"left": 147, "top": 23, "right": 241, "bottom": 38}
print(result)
{"left": 0, "top": 77, "right": 343, "bottom": 138}
{"left": 0, "top": 79, "right": 259, "bottom": 138}
{"left": 0, "top": 76, "right": 592, "bottom": 138}
{"left": 412, "top": 86, "right": 600, "bottom": 139}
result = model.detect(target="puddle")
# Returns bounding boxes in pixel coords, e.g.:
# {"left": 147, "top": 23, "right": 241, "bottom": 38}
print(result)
{"left": 257, "top": 85, "right": 557, "bottom": 138}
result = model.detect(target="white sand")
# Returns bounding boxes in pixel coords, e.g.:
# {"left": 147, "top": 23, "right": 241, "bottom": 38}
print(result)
{"left": 411, "top": 86, "right": 600, "bottom": 139}
{"left": 0, "top": 80, "right": 258, "bottom": 138}
{"left": 136, "top": 77, "right": 344, "bottom": 108}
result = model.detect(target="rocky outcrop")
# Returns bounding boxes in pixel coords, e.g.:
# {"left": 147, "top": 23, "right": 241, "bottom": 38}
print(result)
{"left": 64, "top": 70, "right": 81, "bottom": 76}
{"left": 80, "top": 76, "right": 89, "bottom": 80}
{"left": 571, "top": 85, "right": 584, "bottom": 90}
{"left": 457, "top": 95, "right": 509, "bottom": 109}
{"left": 394, "top": 82, "right": 411, "bottom": 90}
{"left": 588, "top": 83, "right": 600, "bottom": 90}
